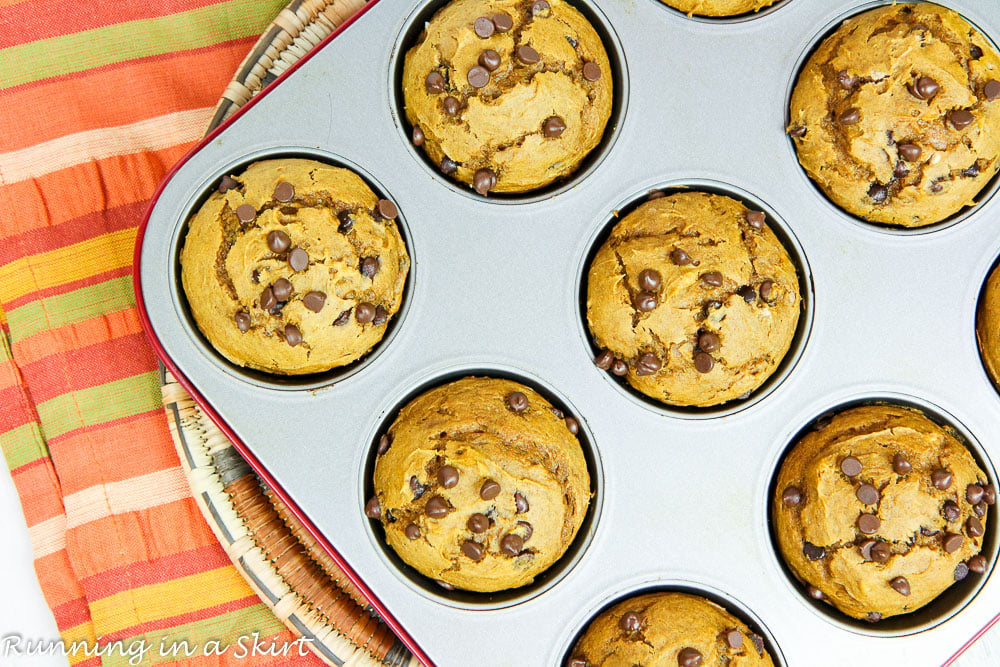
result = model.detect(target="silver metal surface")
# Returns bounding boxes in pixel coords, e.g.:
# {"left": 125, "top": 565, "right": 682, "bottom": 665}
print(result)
{"left": 139, "top": 0, "right": 1000, "bottom": 663}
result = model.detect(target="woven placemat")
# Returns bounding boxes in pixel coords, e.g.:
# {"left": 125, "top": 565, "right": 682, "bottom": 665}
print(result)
{"left": 160, "top": 1, "right": 417, "bottom": 664}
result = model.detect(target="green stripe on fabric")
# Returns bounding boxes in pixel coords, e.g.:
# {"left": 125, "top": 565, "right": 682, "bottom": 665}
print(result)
{"left": 5, "top": 277, "right": 135, "bottom": 343}
{"left": 0, "top": 0, "right": 287, "bottom": 88}
{"left": 100, "top": 602, "right": 285, "bottom": 667}
{"left": 1, "top": 422, "right": 48, "bottom": 471}
{"left": 35, "top": 371, "right": 160, "bottom": 440}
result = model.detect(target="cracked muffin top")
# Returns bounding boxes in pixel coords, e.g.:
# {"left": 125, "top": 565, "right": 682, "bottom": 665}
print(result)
{"left": 788, "top": 4, "right": 1000, "bottom": 227}
{"left": 180, "top": 159, "right": 409, "bottom": 375}
{"left": 977, "top": 261, "right": 1000, "bottom": 393}
{"left": 586, "top": 191, "right": 800, "bottom": 408}
{"left": 401, "top": 0, "right": 613, "bottom": 195}
{"left": 773, "top": 404, "right": 993, "bottom": 621}
{"left": 659, "top": 0, "right": 778, "bottom": 18}
{"left": 566, "top": 592, "right": 774, "bottom": 667}
{"left": 367, "top": 377, "right": 590, "bottom": 593}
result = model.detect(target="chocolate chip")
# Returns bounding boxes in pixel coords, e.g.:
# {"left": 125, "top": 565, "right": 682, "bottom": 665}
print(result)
{"left": 932, "top": 468, "right": 953, "bottom": 490}
{"left": 409, "top": 476, "right": 426, "bottom": 499}
{"left": 803, "top": 541, "right": 825, "bottom": 560}
{"left": 337, "top": 210, "right": 354, "bottom": 233}
{"left": 698, "top": 331, "right": 720, "bottom": 352}
{"left": 612, "top": 610, "right": 641, "bottom": 633}
{"left": 235, "top": 312, "right": 251, "bottom": 332}
{"left": 922, "top": 526, "right": 940, "bottom": 537}
{"left": 462, "top": 540, "right": 485, "bottom": 561}
{"left": 677, "top": 647, "right": 702, "bottom": 667}
{"left": 355, "top": 302, "right": 376, "bottom": 323}
{"left": 440, "top": 157, "right": 458, "bottom": 175}
{"left": 788, "top": 125, "right": 807, "bottom": 138}
{"left": 377, "top": 199, "right": 398, "bottom": 220}
{"left": 866, "top": 612, "right": 882, "bottom": 623}
{"left": 501, "top": 533, "right": 524, "bottom": 556}
{"left": 931, "top": 181, "right": 944, "bottom": 193}
{"left": 893, "top": 454, "right": 911, "bottom": 474}
{"left": 955, "top": 561, "right": 970, "bottom": 580}
{"left": 405, "top": 523, "right": 420, "bottom": 540}
{"left": 840, "top": 456, "right": 863, "bottom": 477}
{"left": 218, "top": 175, "right": 238, "bottom": 193}
{"left": 871, "top": 541, "right": 891, "bottom": 563}
{"left": 694, "top": 352, "right": 714, "bottom": 374}
{"left": 611, "top": 359, "right": 629, "bottom": 376}
{"left": 594, "top": 349, "right": 614, "bottom": 370}
{"left": 837, "top": 70, "right": 858, "bottom": 90}
{"left": 467, "top": 513, "right": 489, "bottom": 533}
{"left": 972, "top": 45, "right": 984, "bottom": 59}
{"left": 412, "top": 125, "right": 425, "bottom": 146}
{"left": 671, "top": 248, "right": 692, "bottom": 265}
{"left": 425, "top": 71, "right": 446, "bottom": 93}
{"left": 700, "top": 271, "right": 723, "bottom": 287}
{"left": 443, "top": 95, "right": 460, "bottom": 115}
{"left": 983, "top": 484, "right": 995, "bottom": 504}
{"left": 890, "top": 576, "right": 911, "bottom": 596}
{"left": 968, "top": 554, "right": 988, "bottom": 574}
{"left": 859, "top": 539, "right": 877, "bottom": 560}
{"left": 858, "top": 513, "right": 881, "bottom": 534}
{"left": 473, "top": 168, "right": 496, "bottom": 196}
{"left": 745, "top": 210, "right": 765, "bottom": 230}
{"left": 638, "top": 269, "right": 661, "bottom": 291}
{"left": 516, "top": 45, "right": 539, "bottom": 65}
{"left": 635, "top": 352, "right": 661, "bottom": 376}
{"left": 273, "top": 181, "right": 294, "bottom": 202}
{"left": 759, "top": 280, "right": 774, "bottom": 301}
{"left": 377, "top": 433, "right": 392, "bottom": 455}
{"left": 474, "top": 16, "right": 495, "bottom": 38}
{"left": 435, "top": 580, "right": 455, "bottom": 590}
{"left": 289, "top": 247, "right": 308, "bottom": 272}
{"left": 807, "top": 585, "right": 825, "bottom": 600}
{"left": 838, "top": 108, "right": 861, "bottom": 125}
{"left": 530, "top": 0, "right": 549, "bottom": 16}
{"left": 425, "top": 495, "right": 450, "bottom": 518}
{"left": 480, "top": 479, "right": 501, "bottom": 500}
{"left": 372, "top": 305, "right": 388, "bottom": 326}
{"left": 360, "top": 256, "right": 379, "bottom": 278}
{"left": 894, "top": 161, "right": 909, "bottom": 179}
{"left": 515, "top": 492, "right": 529, "bottom": 513}
{"left": 944, "top": 500, "right": 961, "bottom": 522}
{"left": 750, "top": 634, "right": 765, "bottom": 656}
{"left": 633, "top": 291, "right": 657, "bottom": 312}
{"left": 582, "top": 61, "right": 601, "bottom": 82}
{"left": 267, "top": 230, "right": 291, "bottom": 254}
{"left": 517, "top": 520, "right": 533, "bottom": 541}
{"left": 856, "top": 483, "right": 879, "bottom": 505}
{"left": 967, "top": 516, "right": 984, "bottom": 537}
{"left": 492, "top": 13, "right": 513, "bottom": 31}
{"left": 963, "top": 163, "right": 980, "bottom": 178}
{"left": 738, "top": 285, "right": 756, "bottom": 303}
{"left": 235, "top": 204, "right": 256, "bottom": 224}
{"left": 364, "top": 496, "right": 381, "bottom": 519}
{"left": 949, "top": 109, "right": 975, "bottom": 130}
{"left": 333, "top": 308, "right": 351, "bottom": 326}
{"left": 268, "top": 278, "right": 289, "bottom": 302}
{"left": 986, "top": 80, "right": 1000, "bottom": 101}
{"left": 565, "top": 416, "right": 579, "bottom": 434}
{"left": 868, "top": 183, "right": 888, "bottom": 204}
{"left": 468, "top": 65, "right": 490, "bottom": 88}
{"left": 479, "top": 49, "right": 501, "bottom": 71}
{"left": 725, "top": 629, "right": 742, "bottom": 649}
{"left": 976, "top": 501, "right": 988, "bottom": 517}
{"left": 911, "top": 76, "right": 939, "bottom": 100}
{"left": 507, "top": 391, "right": 528, "bottom": 412}
{"left": 283, "top": 323, "right": 302, "bottom": 346}
{"left": 567, "top": 658, "right": 589, "bottom": 667}
{"left": 943, "top": 532, "right": 964, "bottom": 553}
{"left": 898, "top": 143, "right": 921, "bottom": 162}
{"left": 543, "top": 116, "right": 566, "bottom": 137}
{"left": 438, "top": 465, "right": 460, "bottom": 489}
{"left": 782, "top": 486, "right": 802, "bottom": 506}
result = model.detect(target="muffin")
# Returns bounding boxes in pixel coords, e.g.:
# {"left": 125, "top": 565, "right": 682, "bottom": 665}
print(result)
{"left": 401, "top": 0, "right": 613, "bottom": 195}
{"left": 660, "top": 0, "right": 777, "bottom": 18}
{"left": 180, "top": 159, "right": 409, "bottom": 375}
{"left": 566, "top": 592, "right": 774, "bottom": 666}
{"left": 586, "top": 191, "right": 801, "bottom": 407}
{"left": 368, "top": 377, "right": 590, "bottom": 592}
{"left": 773, "top": 404, "right": 993, "bottom": 621}
{"left": 978, "top": 262, "right": 1000, "bottom": 389}
{"left": 788, "top": 4, "right": 1000, "bottom": 227}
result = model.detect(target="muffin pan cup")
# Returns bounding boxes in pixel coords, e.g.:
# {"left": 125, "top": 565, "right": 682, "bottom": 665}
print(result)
{"left": 135, "top": 0, "right": 1000, "bottom": 664}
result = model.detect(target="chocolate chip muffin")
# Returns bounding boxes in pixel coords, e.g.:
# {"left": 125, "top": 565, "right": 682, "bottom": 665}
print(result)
{"left": 773, "top": 404, "right": 994, "bottom": 621}
{"left": 566, "top": 592, "right": 774, "bottom": 666}
{"left": 659, "top": 0, "right": 777, "bottom": 18}
{"left": 401, "top": 0, "right": 613, "bottom": 195}
{"left": 788, "top": 4, "right": 1000, "bottom": 227}
{"left": 180, "top": 159, "right": 409, "bottom": 375}
{"left": 586, "top": 191, "right": 801, "bottom": 407}
{"left": 368, "top": 377, "right": 590, "bottom": 592}
{"left": 978, "top": 262, "right": 1000, "bottom": 390}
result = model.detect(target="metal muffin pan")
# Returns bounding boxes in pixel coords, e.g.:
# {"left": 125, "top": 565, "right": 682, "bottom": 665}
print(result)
{"left": 134, "top": 0, "right": 1000, "bottom": 663}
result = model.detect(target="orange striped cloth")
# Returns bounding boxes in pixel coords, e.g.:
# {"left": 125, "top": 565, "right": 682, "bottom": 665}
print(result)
{"left": 0, "top": 1, "right": 327, "bottom": 664}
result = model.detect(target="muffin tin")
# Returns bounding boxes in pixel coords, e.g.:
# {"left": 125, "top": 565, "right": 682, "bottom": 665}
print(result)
{"left": 134, "top": 0, "right": 1000, "bottom": 664}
